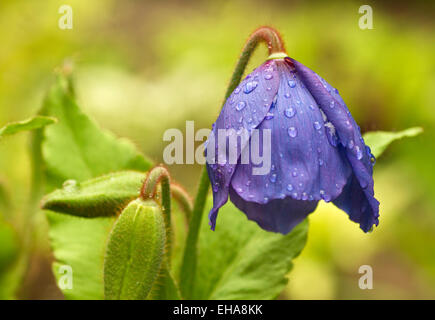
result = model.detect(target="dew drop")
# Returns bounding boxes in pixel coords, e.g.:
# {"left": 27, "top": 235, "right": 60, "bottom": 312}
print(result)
{"left": 269, "top": 174, "right": 277, "bottom": 183}
{"left": 236, "top": 101, "right": 246, "bottom": 111}
{"left": 265, "top": 112, "right": 274, "bottom": 120}
{"left": 264, "top": 74, "right": 273, "bottom": 80}
{"left": 355, "top": 146, "right": 363, "bottom": 160}
{"left": 318, "top": 158, "right": 324, "bottom": 166}
{"left": 234, "top": 87, "right": 241, "bottom": 94}
{"left": 348, "top": 140, "right": 355, "bottom": 149}
{"left": 288, "top": 80, "right": 296, "bottom": 88}
{"left": 284, "top": 107, "right": 295, "bottom": 118}
{"left": 284, "top": 93, "right": 291, "bottom": 98}
{"left": 302, "top": 192, "right": 308, "bottom": 200}
{"left": 330, "top": 101, "right": 335, "bottom": 108}
{"left": 63, "top": 179, "right": 77, "bottom": 191}
{"left": 287, "top": 127, "right": 297, "bottom": 138}
{"left": 313, "top": 121, "right": 321, "bottom": 130}
{"left": 244, "top": 81, "right": 258, "bottom": 94}
{"left": 286, "top": 184, "right": 293, "bottom": 191}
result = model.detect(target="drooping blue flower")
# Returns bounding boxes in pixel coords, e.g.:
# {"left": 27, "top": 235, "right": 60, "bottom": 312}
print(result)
{"left": 206, "top": 57, "right": 379, "bottom": 234}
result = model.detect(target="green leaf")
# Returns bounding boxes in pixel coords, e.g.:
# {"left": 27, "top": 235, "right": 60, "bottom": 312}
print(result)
{"left": 148, "top": 263, "right": 182, "bottom": 300}
{"left": 38, "top": 74, "right": 154, "bottom": 299}
{"left": 191, "top": 196, "right": 308, "bottom": 300}
{"left": 40, "top": 75, "right": 153, "bottom": 188}
{"left": 0, "top": 116, "right": 56, "bottom": 139}
{"left": 47, "top": 212, "right": 115, "bottom": 300}
{"left": 104, "top": 199, "right": 166, "bottom": 300}
{"left": 41, "top": 171, "right": 146, "bottom": 217}
{"left": 363, "top": 127, "right": 423, "bottom": 158}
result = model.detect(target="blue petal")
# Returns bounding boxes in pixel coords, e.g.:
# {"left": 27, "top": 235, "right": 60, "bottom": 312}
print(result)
{"left": 229, "top": 185, "right": 318, "bottom": 234}
{"left": 206, "top": 60, "right": 280, "bottom": 230}
{"left": 292, "top": 58, "right": 380, "bottom": 232}
{"left": 230, "top": 60, "right": 352, "bottom": 205}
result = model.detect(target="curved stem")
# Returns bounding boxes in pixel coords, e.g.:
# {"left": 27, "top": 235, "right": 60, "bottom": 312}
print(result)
{"left": 179, "top": 26, "right": 286, "bottom": 299}
{"left": 179, "top": 168, "right": 210, "bottom": 297}
{"left": 140, "top": 166, "right": 172, "bottom": 258}
{"left": 224, "top": 26, "right": 286, "bottom": 100}
{"left": 141, "top": 166, "right": 171, "bottom": 220}
{"left": 171, "top": 183, "right": 193, "bottom": 222}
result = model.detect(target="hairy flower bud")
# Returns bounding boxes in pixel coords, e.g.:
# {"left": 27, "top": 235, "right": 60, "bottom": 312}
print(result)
{"left": 104, "top": 198, "right": 166, "bottom": 300}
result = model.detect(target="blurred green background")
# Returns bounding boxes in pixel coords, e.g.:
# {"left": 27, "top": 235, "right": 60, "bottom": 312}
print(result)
{"left": 0, "top": 0, "right": 434, "bottom": 299}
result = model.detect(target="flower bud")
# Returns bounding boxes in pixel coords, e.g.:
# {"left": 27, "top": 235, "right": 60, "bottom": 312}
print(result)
{"left": 104, "top": 198, "right": 166, "bottom": 300}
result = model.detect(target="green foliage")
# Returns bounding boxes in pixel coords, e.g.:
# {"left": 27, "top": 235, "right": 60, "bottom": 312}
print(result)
{"left": 41, "top": 171, "right": 146, "bottom": 217}
{"left": 39, "top": 75, "right": 153, "bottom": 188}
{"left": 0, "top": 220, "right": 19, "bottom": 274}
{"left": 37, "top": 75, "right": 154, "bottom": 299}
{"left": 47, "top": 212, "right": 115, "bottom": 300}
{"left": 363, "top": 127, "right": 423, "bottom": 159}
{"left": 104, "top": 199, "right": 166, "bottom": 300}
{"left": 0, "top": 116, "right": 56, "bottom": 139}
{"left": 190, "top": 197, "right": 308, "bottom": 300}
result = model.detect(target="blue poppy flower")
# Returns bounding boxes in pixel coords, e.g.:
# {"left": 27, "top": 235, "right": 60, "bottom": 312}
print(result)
{"left": 206, "top": 57, "right": 379, "bottom": 234}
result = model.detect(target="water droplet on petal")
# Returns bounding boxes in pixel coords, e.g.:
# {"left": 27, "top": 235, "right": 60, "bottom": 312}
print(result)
{"left": 269, "top": 173, "right": 277, "bottom": 183}
{"left": 244, "top": 81, "right": 258, "bottom": 94}
{"left": 313, "top": 121, "right": 321, "bottom": 130}
{"left": 292, "top": 170, "right": 298, "bottom": 177}
{"left": 286, "top": 184, "right": 293, "bottom": 191}
{"left": 302, "top": 192, "right": 308, "bottom": 200}
{"left": 264, "top": 197, "right": 269, "bottom": 202}
{"left": 288, "top": 80, "right": 296, "bottom": 88}
{"left": 330, "top": 101, "right": 335, "bottom": 108}
{"left": 265, "top": 112, "right": 274, "bottom": 120}
{"left": 236, "top": 101, "right": 246, "bottom": 111}
{"left": 348, "top": 140, "right": 354, "bottom": 149}
{"left": 355, "top": 146, "right": 363, "bottom": 160}
{"left": 318, "top": 158, "right": 324, "bottom": 166}
{"left": 237, "top": 187, "right": 243, "bottom": 193}
{"left": 284, "top": 93, "right": 291, "bottom": 98}
{"left": 288, "top": 127, "right": 297, "bottom": 138}
{"left": 284, "top": 107, "right": 295, "bottom": 118}
{"left": 234, "top": 87, "right": 241, "bottom": 94}
{"left": 264, "top": 74, "right": 273, "bottom": 80}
